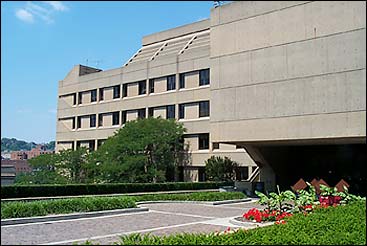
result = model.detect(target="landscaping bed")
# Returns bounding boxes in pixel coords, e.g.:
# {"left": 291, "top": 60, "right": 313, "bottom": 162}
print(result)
{"left": 115, "top": 201, "right": 366, "bottom": 245}
{"left": 1, "top": 191, "right": 245, "bottom": 219}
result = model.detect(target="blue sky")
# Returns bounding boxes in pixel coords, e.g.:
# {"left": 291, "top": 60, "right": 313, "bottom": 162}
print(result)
{"left": 1, "top": 1, "right": 214, "bottom": 143}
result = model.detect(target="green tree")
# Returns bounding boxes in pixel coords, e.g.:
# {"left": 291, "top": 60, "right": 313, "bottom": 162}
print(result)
{"left": 90, "top": 117, "right": 186, "bottom": 183}
{"left": 58, "top": 147, "right": 89, "bottom": 183}
{"left": 205, "top": 156, "right": 239, "bottom": 182}
{"left": 15, "top": 153, "right": 68, "bottom": 184}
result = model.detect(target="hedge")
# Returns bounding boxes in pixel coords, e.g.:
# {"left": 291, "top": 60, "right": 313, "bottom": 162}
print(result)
{"left": 116, "top": 201, "right": 366, "bottom": 245}
{"left": 1, "top": 196, "right": 136, "bottom": 219}
{"left": 1, "top": 191, "right": 245, "bottom": 219}
{"left": 1, "top": 181, "right": 233, "bottom": 199}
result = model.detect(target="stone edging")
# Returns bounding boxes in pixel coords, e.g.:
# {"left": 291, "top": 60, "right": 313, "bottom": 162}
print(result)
{"left": 1, "top": 207, "right": 149, "bottom": 226}
{"left": 136, "top": 198, "right": 252, "bottom": 205}
{"left": 229, "top": 218, "right": 274, "bottom": 227}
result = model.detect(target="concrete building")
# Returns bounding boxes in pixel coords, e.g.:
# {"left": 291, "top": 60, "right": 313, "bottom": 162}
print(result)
{"left": 56, "top": 1, "right": 366, "bottom": 193}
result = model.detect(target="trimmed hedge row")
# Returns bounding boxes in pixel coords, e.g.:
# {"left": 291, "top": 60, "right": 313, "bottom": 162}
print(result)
{"left": 1, "top": 181, "right": 233, "bottom": 199}
{"left": 1, "top": 196, "right": 136, "bottom": 219}
{"left": 132, "top": 191, "right": 246, "bottom": 202}
{"left": 116, "top": 201, "right": 366, "bottom": 245}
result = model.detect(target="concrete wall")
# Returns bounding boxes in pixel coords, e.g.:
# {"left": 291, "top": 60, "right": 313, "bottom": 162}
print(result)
{"left": 210, "top": 1, "right": 366, "bottom": 145}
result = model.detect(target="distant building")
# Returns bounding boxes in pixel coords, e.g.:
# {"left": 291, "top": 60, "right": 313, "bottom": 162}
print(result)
{"left": 10, "top": 145, "right": 54, "bottom": 160}
{"left": 1, "top": 165, "right": 16, "bottom": 186}
{"left": 1, "top": 159, "right": 32, "bottom": 174}
{"left": 1, "top": 152, "right": 11, "bottom": 159}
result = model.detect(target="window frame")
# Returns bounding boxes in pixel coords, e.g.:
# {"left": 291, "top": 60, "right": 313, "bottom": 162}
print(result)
{"left": 198, "top": 133, "right": 209, "bottom": 150}
{"left": 167, "top": 75, "right": 176, "bottom": 91}
{"left": 91, "top": 89, "right": 97, "bottom": 102}
{"left": 113, "top": 85, "right": 121, "bottom": 99}
{"left": 90, "top": 114, "right": 96, "bottom": 128}
{"left": 112, "top": 111, "right": 120, "bottom": 125}
{"left": 199, "top": 69, "right": 210, "bottom": 86}
{"left": 179, "top": 73, "right": 185, "bottom": 89}
{"left": 199, "top": 101, "right": 210, "bottom": 117}
{"left": 166, "top": 105, "right": 175, "bottom": 119}
{"left": 138, "top": 81, "right": 146, "bottom": 95}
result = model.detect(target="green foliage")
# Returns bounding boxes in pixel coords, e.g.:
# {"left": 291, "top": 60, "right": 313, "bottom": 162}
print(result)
{"left": 1, "top": 196, "right": 136, "bottom": 219}
{"left": 14, "top": 148, "right": 89, "bottom": 185}
{"left": 131, "top": 191, "right": 245, "bottom": 202}
{"left": 1, "top": 181, "right": 233, "bottom": 198}
{"left": 205, "top": 156, "right": 239, "bottom": 182}
{"left": 256, "top": 186, "right": 296, "bottom": 212}
{"left": 116, "top": 202, "right": 366, "bottom": 245}
{"left": 337, "top": 185, "right": 366, "bottom": 205}
{"left": 294, "top": 182, "right": 318, "bottom": 209}
{"left": 89, "top": 117, "right": 186, "bottom": 183}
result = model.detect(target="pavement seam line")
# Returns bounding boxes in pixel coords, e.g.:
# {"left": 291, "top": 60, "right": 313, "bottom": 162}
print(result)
{"left": 40, "top": 221, "right": 205, "bottom": 245}
{"left": 149, "top": 209, "right": 216, "bottom": 219}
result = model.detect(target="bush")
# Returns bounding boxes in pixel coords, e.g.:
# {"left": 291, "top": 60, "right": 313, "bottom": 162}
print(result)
{"left": 132, "top": 191, "right": 246, "bottom": 202}
{"left": 205, "top": 156, "right": 239, "bottom": 182}
{"left": 1, "top": 196, "right": 136, "bottom": 219}
{"left": 116, "top": 201, "right": 366, "bottom": 245}
{"left": 1, "top": 181, "right": 233, "bottom": 199}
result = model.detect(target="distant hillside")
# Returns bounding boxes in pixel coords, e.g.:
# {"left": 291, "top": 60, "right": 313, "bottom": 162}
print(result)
{"left": 1, "top": 138, "right": 55, "bottom": 152}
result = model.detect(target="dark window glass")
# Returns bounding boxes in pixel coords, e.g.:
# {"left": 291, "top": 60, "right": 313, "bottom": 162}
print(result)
{"left": 97, "top": 139, "right": 106, "bottom": 148}
{"left": 179, "top": 104, "right": 185, "bottom": 119}
{"left": 149, "top": 79, "right": 155, "bottom": 93}
{"left": 112, "top": 112, "right": 119, "bottom": 125}
{"left": 77, "top": 116, "right": 81, "bottom": 128}
{"left": 72, "top": 117, "right": 76, "bottom": 129}
{"left": 148, "top": 108, "right": 154, "bottom": 117}
{"left": 212, "top": 143, "right": 219, "bottom": 150}
{"left": 198, "top": 167, "right": 206, "bottom": 181}
{"left": 98, "top": 114, "right": 103, "bottom": 127}
{"left": 90, "top": 115, "right": 96, "bottom": 127}
{"left": 91, "top": 89, "right": 97, "bottom": 102}
{"left": 138, "top": 108, "right": 146, "bottom": 119}
{"left": 199, "top": 69, "right": 210, "bottom": 86}
{"left": 89, "top": 140, "right": 95, "bottom": 152}
{"left": 236, "top": 167, "right": 249, "bottom": 181}
{"left": 198, "top": 134, "right": 209, "bottom": 150}
{"left": 122, "top": 84, "right": 127, "bottom": 97}
{"left": 199, "top": 101, "right": 210, "bottom": 117}
{"left": 78, "top": 92, "right": 82, "bottom": 104}
{"left": 179, "top": 73, "right": 185, "bottom": 89}
{"left": 167, "top": 75, "right": 176, "bottom": 91}
{"left": 121, "top": 111, "right": 127, "bottom": 124}
{"left": 138, "top": 81, "right": 146, "bottom": 95}
{"left": 99, "top": 88, "right": 104, "bottom": 101}
{"left": 113, "top": 85, "right": 120, "bottom": 99}
{"left": 73, "top": 93, "right": 77, "bottom": 105}
{"left": 166, "top": 105, "right": 175, "bottom": 119}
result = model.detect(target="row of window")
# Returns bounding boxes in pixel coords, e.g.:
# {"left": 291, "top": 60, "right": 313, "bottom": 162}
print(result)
{"left": 63, "top": 101, "right": 210, "bottom": 130}
{"left": 61, "top": 69, "right": 210, "bottom": 105}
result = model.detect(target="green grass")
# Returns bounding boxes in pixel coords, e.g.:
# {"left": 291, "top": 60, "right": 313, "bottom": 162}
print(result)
{"left": 116, "top": 201, "right": 366, "bottom": 245}
{"left": 1, "top": 191, "right": 245, "bottom": 219}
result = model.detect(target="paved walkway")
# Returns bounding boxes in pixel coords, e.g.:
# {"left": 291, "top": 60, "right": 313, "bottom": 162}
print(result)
{"left": 1, "top": 201, "right": 265, "bottom": 245}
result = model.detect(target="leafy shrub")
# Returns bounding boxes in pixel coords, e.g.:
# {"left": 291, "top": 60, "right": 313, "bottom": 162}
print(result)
{"left": 116, "top": 201, "right": 366, "bottom": 245}
{"left": 205, "top": 156, "right": 239, "bottom": 182}
{"left": 1, "top": 181, "right": 233, "bottom": 199}
{"left": 1, "top": 196, "right": 136, "bottom": 219}
{"left": 132, "top": 191, "right": 246, "bottom": 202}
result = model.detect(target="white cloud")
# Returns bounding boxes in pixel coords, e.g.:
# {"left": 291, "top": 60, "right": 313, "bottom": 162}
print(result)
{"left": 15, "top": 9, "right": 34, "bottom": 23}
{"left": 43, "top": 1, "right": 68, "bottom": 11}
{"left": 15, "top": 1, "right": 68, "bottom": 24}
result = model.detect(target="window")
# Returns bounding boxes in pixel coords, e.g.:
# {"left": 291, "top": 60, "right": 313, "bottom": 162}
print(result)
{"left": 148, "top": 107, "right": 154, "bottom": 117}
{"left": 212, "top": 143, "right": 219, "bottom": 150}
{"left": 179, "top": 73, "right": 185, "bottom": 89}
{"left": 149, "top": 79, "right": 155, "bottom": 93}
{"left": 179, "top": 104, "right": 185, "bottom": 119}
{"left": 77, "top": 116, "right": 81, "bottom": 129}
{"left": 90, "top": 115, "right": 96, "bottom": 127}
{"left": 112, "top": 112, "right": 119, "bottom": 125}
{"left": 73, "top": 93, "right": 77, "bottom": 105}
{"left": 121, "top": 111, "right": 127, "bottom": 124}
{"left": 199, "top": 69, "right": 210, "bottom": 86}
{"left": 89, "top": 140, "right": 95, "bottom": 152}
{"left": 138, "top": 108, "right": 146, "bottom": 119}
{"left": 199, "top": 101, "right": 210, "bottom": 117}
{"left": 236, "top": 167, "right": 249, "bottom": 181}
{"left": 122, "top": 84, "right": 127, "bottom": 97}
{"left": 78, "top": 92, "right": 82, "bottom": 104}
{"left": 138, "top": 81, "right": 146, "bottom": 95}
{"left": 166, "top": 105, "right": 175, "bottom": 119}
{"left": 113, "top": 85, "right": 120, "bottom": 99}
{"left": 167, "top": 75, "right": 176, "bottom": 91}
{"left": 72, "top": 117, "right": 76, "bottom": 129}
{"left": 98, "top": 114, "right": 103, "bottom": 127}
{"left": 99, "top": 88, "right": 104, "bottom": 101}
{"left": 198, "top": 134, "right": 209, "bottom": 150}
{"left": 91, "top": 89, "right": 97, "bottom": 102}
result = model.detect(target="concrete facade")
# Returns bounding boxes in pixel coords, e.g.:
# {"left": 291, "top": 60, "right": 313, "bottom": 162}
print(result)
{"left": 56, "top": 1, "right": 366, "bottom": 187}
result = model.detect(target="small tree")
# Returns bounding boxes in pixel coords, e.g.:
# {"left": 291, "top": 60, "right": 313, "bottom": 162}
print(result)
{"left": 89, "top": 117, "right": 186, "bottom": 183}
{"left": 205, "top": 156, "right": 238, "bottom": 182}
